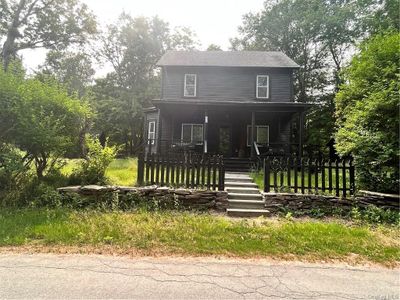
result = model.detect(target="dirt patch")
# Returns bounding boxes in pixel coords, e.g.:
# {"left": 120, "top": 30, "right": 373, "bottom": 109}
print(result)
{"left": 0, "top": 245, "right": 398, "bottom": 269}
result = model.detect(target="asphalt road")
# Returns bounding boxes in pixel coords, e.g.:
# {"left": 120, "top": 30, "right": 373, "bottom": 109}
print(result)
{"left": 0, "top": 253, "right": 398, "bottom": 299}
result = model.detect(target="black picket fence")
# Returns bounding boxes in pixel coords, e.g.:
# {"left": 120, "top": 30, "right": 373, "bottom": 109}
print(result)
{"left": 137, "top": 153, "right": 225, "bottom": 191}
{"left": 263, "top": 156, "right": 355, "bottom": 197}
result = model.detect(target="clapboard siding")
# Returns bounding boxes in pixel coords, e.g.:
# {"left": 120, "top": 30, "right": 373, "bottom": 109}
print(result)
{"left": 162, "top": 66, "right": 293, "bottom": 102}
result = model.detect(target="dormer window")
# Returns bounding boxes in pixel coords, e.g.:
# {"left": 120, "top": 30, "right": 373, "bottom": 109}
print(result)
{"left": 256, "top": 75, "right": 269, "bottom": 99}
{"left": 184, "top": 74, "right": 197, "bottom": 97}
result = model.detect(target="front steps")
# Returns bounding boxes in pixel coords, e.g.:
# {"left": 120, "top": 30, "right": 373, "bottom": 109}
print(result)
{"left": 223, "top": 158, "right": 253, "bottom": 172}
{"left": 225, "top": 172, "right": 270, "bottom": 217}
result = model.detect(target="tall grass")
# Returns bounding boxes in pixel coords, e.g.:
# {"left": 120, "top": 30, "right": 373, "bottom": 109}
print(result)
{"left": 61, "top": 158, "right": 137, "bottom": 186}
{"left": 0, "top": 209, "right": 398, "bottom": 264}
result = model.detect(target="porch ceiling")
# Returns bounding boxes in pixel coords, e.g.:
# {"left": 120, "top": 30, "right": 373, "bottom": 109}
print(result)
{"left": 152, "top": 99, "right": 311, "bottom": 113}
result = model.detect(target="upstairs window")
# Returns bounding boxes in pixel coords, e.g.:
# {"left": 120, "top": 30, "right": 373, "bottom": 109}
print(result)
{"left": 247, "top": 125, "right": 269, "bottom": 146}
{"left": 147, "top": 121, "right": 156, "bottom": 144}
{"left": 256, "top": 75, "right": 269, "bottom": 99}
{"left": 184, "top": 74, "right": 197, "bottom": 97}
{"left": 181, "top": 123, "right": 203, "bottom": 143}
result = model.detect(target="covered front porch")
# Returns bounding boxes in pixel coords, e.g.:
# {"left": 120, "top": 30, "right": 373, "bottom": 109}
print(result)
{"left": 145, "top": 100, "right": 310, "bottom": 158}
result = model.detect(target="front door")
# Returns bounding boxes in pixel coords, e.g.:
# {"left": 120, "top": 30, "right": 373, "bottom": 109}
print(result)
{"left": 218, "top": 125, "right": 231, "bottom": 157}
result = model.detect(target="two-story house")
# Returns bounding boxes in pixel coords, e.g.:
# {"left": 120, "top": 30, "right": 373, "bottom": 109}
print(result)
{"left": 144, "top": 51, "right": 310, "bottom": 163}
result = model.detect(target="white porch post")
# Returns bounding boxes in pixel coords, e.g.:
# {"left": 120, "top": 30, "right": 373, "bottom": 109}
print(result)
{"left": 204, "top": 110, "right": 208, "bottom": 154}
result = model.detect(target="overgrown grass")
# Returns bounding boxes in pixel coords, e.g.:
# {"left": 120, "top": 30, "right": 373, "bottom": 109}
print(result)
{"left": 61, "top": 158, "right": 137, "bottom": 186}
{"left": 0, "top": 209, "right": 398, "bottom": 265}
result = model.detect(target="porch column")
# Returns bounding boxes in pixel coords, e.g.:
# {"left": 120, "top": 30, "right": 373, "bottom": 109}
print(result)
{"left": 204, "top": 110, "right": 208, "bottom": 154}
{"left": 299, "top": 111, "right": 305, "bottom": 156}
{"left": 251, "top": 111, "right": 256, "bottom": 158}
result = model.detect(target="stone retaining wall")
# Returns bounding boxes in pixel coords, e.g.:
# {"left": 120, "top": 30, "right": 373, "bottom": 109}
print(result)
{"left": 263, "top": 191, "right": 399, "bottom": 213}
{"left": 58, "top": 185, "right": 228, "bottom": 211}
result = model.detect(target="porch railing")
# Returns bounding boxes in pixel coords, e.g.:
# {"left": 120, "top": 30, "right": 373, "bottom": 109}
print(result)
{"left": 137, "top": 152, "right": 225, "bottom": 191}
{"left": 263, "top": 155, "right": 355, "bottom": 198}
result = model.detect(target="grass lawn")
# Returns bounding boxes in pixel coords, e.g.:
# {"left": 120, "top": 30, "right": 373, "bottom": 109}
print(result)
{"left": 62, "top": 158, "right": 137, "bottom": 186}
{"left": 0, "top": 209, "right": 399, "bottom": 266}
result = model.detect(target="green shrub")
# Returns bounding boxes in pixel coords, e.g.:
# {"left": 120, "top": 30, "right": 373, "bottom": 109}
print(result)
{"left": 69, "top": 136, "right": 117, "bottom": 185}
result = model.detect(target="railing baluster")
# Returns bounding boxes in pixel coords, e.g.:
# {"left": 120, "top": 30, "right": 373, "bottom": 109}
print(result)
{"left": 294, "top": 156, "right": 298, "bottom": 193}
{"left": 301, "top": 157, "right": 305, "bottom": 194}
{"left": 273, "top": 159, "right": 278, "bottom": 192}
{"left": 321, "top": 158, "right": 325, "bottom": 193}
{"left": 160, "top": 155, "right": 165, "bottom": 186}
{"left": 328, "top": 159, "right": 333, "bottom": 193}
{"left": 212, "top": 156, "right": 217, "bottom": 190}
{"left": 287, "top": 157, "right": 291, "bottom": 192}
{"left": 190, "top": 156, "right": 195, "bottom": 189}
{"left": 264, "top": 158, "right": 270, "bottom": 193}
{"left": 195, "top": 156, "right": 200, "bottom": 188}
{"left": 349, "top": 157, "right": 355, "bottom": 195}
{"left": 165, "top": 153, "right": 170, "bottom": 185}
{"left": 335, "top": 159, "right": 340, "bottom": 197}
{"left": 314, "top": 158, "right": 319, "bottom": 194}
{"left": 150, "top": 153, "right": 155, "bottom": 184}
{"left": 342, "top": 158, "right": 347, "bottom": 197}
{"left": 207, "top": 156, "right": 211, "bottom": 190}
{"left": 308, "top": 156, "right": 312, "bottom": 194}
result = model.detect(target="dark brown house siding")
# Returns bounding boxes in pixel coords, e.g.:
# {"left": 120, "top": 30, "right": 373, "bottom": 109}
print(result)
{"left": 162, "top": 66, "right": 293, "bottom": 102}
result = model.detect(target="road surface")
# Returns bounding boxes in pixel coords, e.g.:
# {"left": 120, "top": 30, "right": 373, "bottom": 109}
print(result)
{"left": 0, "top": 253, "right": 398, "bottom": 299}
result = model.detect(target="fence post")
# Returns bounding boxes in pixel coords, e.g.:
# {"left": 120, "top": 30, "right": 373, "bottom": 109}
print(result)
{"left": 137, "top": 152, "right": 144, "bottom": 186}
{"left": 264, "top": 157, "right": 270, "bottom": 193}
{"left": 349, "top": 157, "right": 355, "bottom": 195}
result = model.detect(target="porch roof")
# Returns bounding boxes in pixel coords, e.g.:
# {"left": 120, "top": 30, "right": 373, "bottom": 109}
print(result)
{"left": 151, "top": 99, "right": 311, "bottom": 113}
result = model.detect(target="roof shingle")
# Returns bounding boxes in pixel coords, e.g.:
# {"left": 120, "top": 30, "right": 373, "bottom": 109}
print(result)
{"left": 157, "top": 51, "right": 299, "bottom": 68}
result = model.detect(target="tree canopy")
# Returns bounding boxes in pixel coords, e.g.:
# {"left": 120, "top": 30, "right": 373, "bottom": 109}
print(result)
{"left": 335, "top": 32, "right": 399, "bottom": 193}
{"left": 0, "top": 0, "right": 97, "bottom": 69}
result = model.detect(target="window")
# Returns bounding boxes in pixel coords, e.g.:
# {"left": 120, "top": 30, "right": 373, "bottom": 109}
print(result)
{"left": 256, "top": 75, "right": 269, "bottom": 99}
{"left": 184, "top": 74, "right": 197, "bottom": 97}
{"left": 147, "top": 121, "right": 156, "bottom": 144}
{"left": 181, "top": 124, "right": 203, "bottom": 143}
{"left": 247, "top": 125, "right": 269, "bottom": 146}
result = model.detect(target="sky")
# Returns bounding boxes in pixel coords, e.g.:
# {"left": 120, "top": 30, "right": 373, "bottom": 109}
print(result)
{"left": 21, "top": 0, "right": 265, "bottom": 76}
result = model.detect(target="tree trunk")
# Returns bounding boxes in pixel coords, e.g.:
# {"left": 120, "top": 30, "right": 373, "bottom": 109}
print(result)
{"left": 1, "top": 0, "right": 26, "bottom": 70}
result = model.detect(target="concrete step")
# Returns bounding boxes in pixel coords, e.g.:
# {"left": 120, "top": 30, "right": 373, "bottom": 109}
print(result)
{"left": 227, "top": 208, "right": 270, "bottom": 217}
{"left": 227, "top": 193, "right": 262, "bottom": 200}
{"left": 225, "top": 181, "right": 258, "bottom": 188}
{"left": 226, "top": 187, "right": 260, "bottom": 194}
{"left": 225, "top": 174, "right": 252, "bottom": 183}
{"left": 228, "top": 200, "right": 265, "bottom": 209}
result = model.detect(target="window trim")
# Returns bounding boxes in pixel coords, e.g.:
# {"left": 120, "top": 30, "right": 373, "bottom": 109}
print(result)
{"left": 256, "top": 75, "right": 269, "bottom": 99}
{"left": 246, "top": 125, "right": 269, "bottom": 146}
{"left": 147, "top": 121, "right": 156, "bottom": 145}
{"left": 184, "top": 74, "right": 197, "bottom": 97}
{"left": 181, "top": 123, "right": 204, "bottom": 144}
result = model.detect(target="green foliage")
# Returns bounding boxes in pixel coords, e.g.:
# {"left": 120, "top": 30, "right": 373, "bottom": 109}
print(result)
{"left": 335, "top": 32, "right": 399, "bottom": 193}
{"left": 0, "top": 0, "right": 97, "bottom": 69}
{"left": 69, "top": 136, "right": 117, "bottom": 185}
{"left": 92, "top": 14, "right": 199, "bottom": 154}
{"left": 37, "top": 50, "right": 95, "bottom": 97}
{"left": 350, "top": 206, "right": 399, "bottom": 225}
{"left": 0, "top": 65, "right": 91, "bottom": 178}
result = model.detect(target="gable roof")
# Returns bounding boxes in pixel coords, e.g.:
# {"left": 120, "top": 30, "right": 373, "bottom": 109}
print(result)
{"left": 157, "top": 51, "right": 299, "bottom": 68}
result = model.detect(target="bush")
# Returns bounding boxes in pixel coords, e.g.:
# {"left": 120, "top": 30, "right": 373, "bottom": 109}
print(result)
{"left": 69, "top": 136, "right": 117, "bottom": 185}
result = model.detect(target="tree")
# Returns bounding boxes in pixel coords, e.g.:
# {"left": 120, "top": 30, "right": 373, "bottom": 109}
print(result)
{"left": 335, "top": 32, "right": 399, "bottom": 193}
{"left": 38, "top": 50, "right": 95, "bottom": 97}
{"left": 0, "top": 0, "right": 97, "bottom": 70}
{"left": 207, "top": 44, "right": 222, "bottom": 51}
{"left": 94, "top": 14, "right": 198, "bottom": 154}
{"left": 231, "top": 0, "right": 380, "bottom": 148}
{"left": 0, "top": 64, "right": 91, "bottom": 178}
